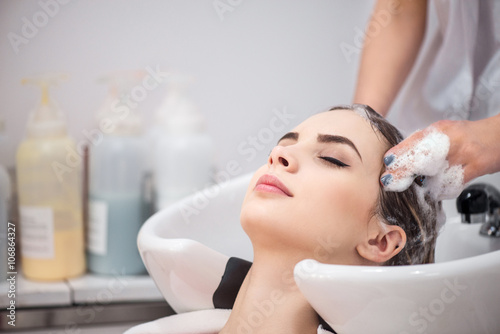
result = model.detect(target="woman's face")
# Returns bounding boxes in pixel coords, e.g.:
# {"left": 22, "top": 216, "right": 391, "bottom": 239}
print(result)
{"left": 240, "top": 109, "right": 388, "bottom": 265}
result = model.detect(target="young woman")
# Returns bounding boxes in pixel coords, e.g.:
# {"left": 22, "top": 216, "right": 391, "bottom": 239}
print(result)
{"left": 126, "top": 104, "right": 440, "bottom": 334}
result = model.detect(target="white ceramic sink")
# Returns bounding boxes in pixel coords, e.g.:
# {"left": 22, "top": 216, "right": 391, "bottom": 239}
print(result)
{"left": 435, "top": 216, "right": 500, "bottom": 262}
{"left": 297, "top": 229, "right": 500, "bottom": 333}
{"left": 137, "top": 172, "right": 500, "bottom": 333}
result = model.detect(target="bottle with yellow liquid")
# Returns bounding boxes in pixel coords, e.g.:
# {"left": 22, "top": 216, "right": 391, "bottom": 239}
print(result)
{"left": 16, "top": 74, "right": 85, "bottom": 281}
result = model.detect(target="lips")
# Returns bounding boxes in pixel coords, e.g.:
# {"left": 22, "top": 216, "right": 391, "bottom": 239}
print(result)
{"left": 255, "top": 174, "right": 293, "bottom": 197}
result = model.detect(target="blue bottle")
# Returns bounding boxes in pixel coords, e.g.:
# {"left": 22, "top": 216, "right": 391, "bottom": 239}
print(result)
{"left": 87, "top": 72, "right": 147, "bottom": 275}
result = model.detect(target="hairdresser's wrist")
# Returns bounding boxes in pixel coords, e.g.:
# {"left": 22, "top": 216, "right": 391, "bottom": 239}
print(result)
{"left": 467, "top": 113, "right": 500, "bottom": 179}
{"left": 436, "top": 115, "right": 500, "bottom": 183}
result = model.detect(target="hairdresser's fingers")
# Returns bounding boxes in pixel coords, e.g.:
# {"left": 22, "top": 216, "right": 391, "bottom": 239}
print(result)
{"left": 380, "top": 119, "right": 476, "bottom": 190}
{"left": 380, "top": 128, "right": 433, "bottom": 190}
{"left": 383, "top": 129, "right": 428, "bottom": 166}
{"left": 379, "top": 170, "right": 414, "bottom": 191}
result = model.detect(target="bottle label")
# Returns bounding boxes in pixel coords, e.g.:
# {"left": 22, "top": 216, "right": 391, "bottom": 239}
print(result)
{"left": 88, "top": 200, "right": 108, "bottom": 256}
{"left": 20, "top": 206, "right": 55, "bottom": 259}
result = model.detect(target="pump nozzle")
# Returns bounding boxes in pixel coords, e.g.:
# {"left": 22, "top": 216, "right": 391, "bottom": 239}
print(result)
{"left": 22, "top": 73, "right": 68, "bottom": 105}
{"left": 98, "top": 70, "right": 146, "bottom": 99}
{"left": 96, "top": 70, "right": 146, "bottom": 136}
{"left": 22, "top": 73, "right": 68, "bottom": 137}
{"left": 156, "top": 73, "right": 205, "bottom": 134}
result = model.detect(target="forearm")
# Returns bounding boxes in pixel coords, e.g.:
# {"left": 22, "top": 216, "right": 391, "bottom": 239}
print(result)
{"left": 353, "top": 0, "right": 428, "bottom": 116}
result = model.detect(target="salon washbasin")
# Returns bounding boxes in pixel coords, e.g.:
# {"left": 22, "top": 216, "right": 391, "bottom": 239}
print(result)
{"left": 137, "top": 173, "right": 253, "bottom": 313}
{"left": 136, "top": 172, "right": 500, "bottom": 334}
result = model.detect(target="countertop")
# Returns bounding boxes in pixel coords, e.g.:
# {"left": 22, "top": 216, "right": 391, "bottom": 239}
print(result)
{"left": 0, "top": 272, "right": 174, "bottom": 331}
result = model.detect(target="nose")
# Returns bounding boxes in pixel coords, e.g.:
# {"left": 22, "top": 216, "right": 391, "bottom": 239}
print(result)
{"left": 268, "top": 145, "right": 297, "bottom": 172}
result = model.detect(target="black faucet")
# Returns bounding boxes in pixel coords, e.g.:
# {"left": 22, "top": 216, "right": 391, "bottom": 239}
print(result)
{"left": 456, "top": 183, "right": 500, "bottom": 237}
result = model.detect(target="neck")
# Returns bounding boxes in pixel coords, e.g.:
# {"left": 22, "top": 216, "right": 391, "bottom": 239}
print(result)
{"left": 219, "top": 250, "right": 319, "bottom": 334}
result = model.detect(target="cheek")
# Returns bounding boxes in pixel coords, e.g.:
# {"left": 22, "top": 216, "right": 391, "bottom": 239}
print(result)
{"left": 303, "top": 174, "right": 378, "bottom": 237}
{"left": 294, "top": 176, "right": 379, "bottom": 262}
{"left": 313, "top": 174, "right": 367, "bottom": 211}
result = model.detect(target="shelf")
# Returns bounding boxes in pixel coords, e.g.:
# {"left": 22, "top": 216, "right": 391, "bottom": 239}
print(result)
{"left": 0, "top": 272, "right": 172, "bottom": 331}
{"left": 68, "top": 273, "right": 164, "bottom": 304}
{"left": 0, "top": 301, "right": 174, "bottom": 331}
{"left": 0, "top": 272, "right": 164, "bottom": 308}
{"left": 0, "top": 274, "right": 71, "bottom": 308}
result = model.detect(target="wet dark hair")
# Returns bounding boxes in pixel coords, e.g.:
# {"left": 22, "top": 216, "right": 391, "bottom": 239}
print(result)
{"left": 329, "top": 104, "right": 440, "bottom": 265}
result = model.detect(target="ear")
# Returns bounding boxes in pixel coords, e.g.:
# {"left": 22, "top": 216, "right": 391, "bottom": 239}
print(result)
{"left": 356, "top": 218, "right": 407, "bottom": 264}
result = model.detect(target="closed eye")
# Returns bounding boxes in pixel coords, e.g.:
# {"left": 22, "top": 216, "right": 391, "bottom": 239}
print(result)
{"left": 319, "top": 156, "right": 350, "bottom": 168}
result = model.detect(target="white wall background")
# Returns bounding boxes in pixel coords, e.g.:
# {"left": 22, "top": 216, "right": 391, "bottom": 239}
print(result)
{"left": 0, "top": 0, "right": 374, "bottom": 176}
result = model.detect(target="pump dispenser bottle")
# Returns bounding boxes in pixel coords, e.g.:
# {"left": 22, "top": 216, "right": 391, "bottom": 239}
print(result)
{"left": 16, "top": 74, "right": 85, "bottom": 281}
{"left": 154, "top": 75, "right": 214, "bottom": 210}
{"left": 0, "top": 165, "right": 9, "bottom": 282}
{"left": 0, "top": 117, "right": 11, "bottom": 281}
{"left": 87, "top": 71, "right": 146, "bottom": 275}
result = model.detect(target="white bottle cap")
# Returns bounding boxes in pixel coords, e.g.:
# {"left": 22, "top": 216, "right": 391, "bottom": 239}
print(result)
{"left": 96, "top": 70, "right": 145, "bottom": 136}
{"left": 156, "top": 74, "right": 206, "bottom": 135}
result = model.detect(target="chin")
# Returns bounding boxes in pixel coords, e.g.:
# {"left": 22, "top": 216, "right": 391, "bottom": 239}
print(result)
{"left": 240, "top": 202, "right": 287, "bottom": 247}
{"left": 239, "top": 199, "right": 269, "bottom": 234}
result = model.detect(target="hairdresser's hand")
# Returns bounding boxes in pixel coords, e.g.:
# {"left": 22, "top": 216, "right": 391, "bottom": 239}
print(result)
{"left": 380, "top": 116, "right": 500, "bottom": 199}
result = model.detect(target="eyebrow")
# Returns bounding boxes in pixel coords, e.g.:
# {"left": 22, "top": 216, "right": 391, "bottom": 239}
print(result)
{"left": 277, "top": 132, "right": 299, "bottom": 142}
{"left": 277, "top": 131, "right": 362, "bottom": 161}
{"left": 317, "top": 134, "right": 362, "bottom": 161}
